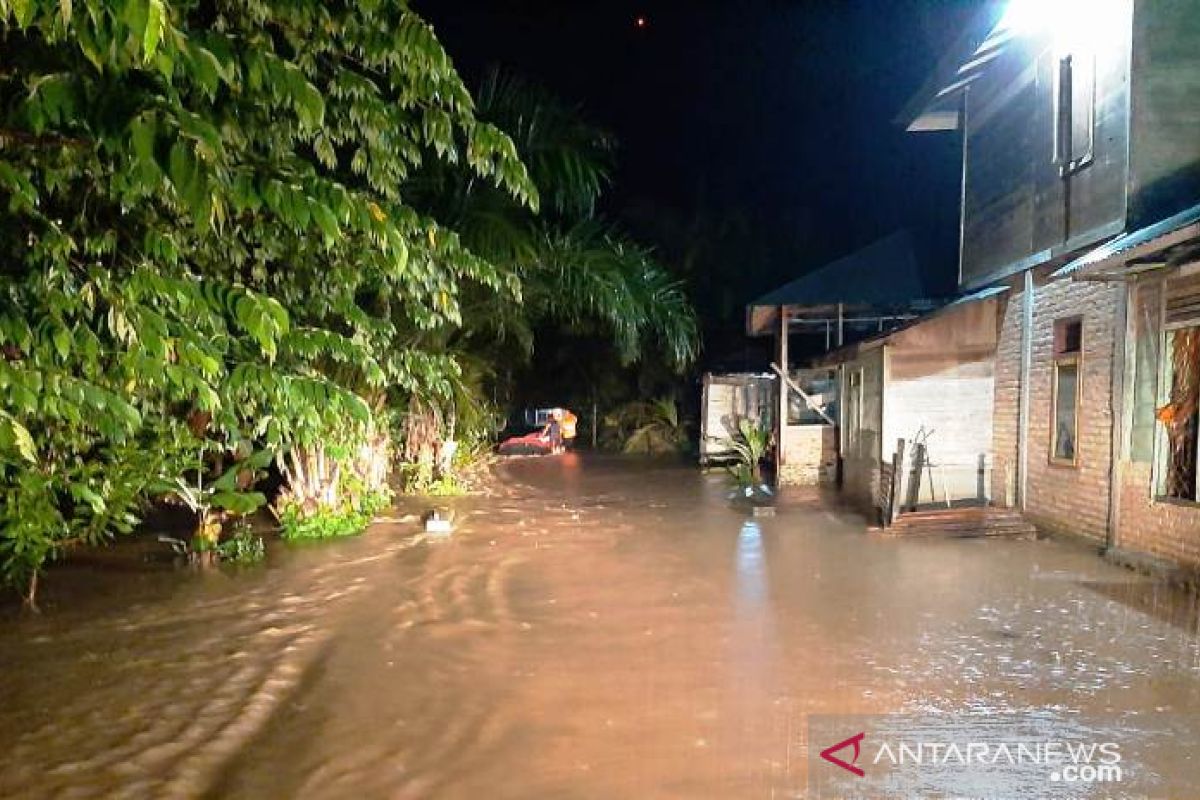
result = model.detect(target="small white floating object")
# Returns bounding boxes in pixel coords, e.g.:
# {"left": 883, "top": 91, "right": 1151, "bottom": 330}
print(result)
{"left": 423, "top": 508, "right": 454, "bottom": 534}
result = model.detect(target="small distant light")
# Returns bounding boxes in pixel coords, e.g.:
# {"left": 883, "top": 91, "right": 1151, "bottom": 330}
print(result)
{"left": 635, "top": 15, "right": 647, "bottom": 28}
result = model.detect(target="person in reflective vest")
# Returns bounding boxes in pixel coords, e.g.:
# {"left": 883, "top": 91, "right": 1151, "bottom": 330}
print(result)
{"left": 555, "top": 408, "right": 578, "bottom": 452}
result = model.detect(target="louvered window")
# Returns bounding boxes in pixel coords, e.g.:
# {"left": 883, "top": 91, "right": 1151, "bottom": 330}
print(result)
{"left": 1164, "top": 271, "right": 1200, "bottom": 329}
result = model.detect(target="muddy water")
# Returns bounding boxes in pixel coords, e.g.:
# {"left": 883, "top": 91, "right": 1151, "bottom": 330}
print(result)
{"left": 3, "top": 456, "right": 1200, "bottom": 798}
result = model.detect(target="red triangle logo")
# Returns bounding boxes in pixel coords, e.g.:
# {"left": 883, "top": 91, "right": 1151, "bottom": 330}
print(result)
{"left": 820, "top": 732, "right": 866, "bottom": 777}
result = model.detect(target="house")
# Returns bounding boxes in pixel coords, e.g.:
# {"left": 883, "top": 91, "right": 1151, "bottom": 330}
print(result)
{"left": 903, "top": 0, "right": 1200, "bottom": 566}
{"left": 1059, "top": 204, "right": 1200, "bottom": 572}
{"left": 744, "top": 231, "right": 941, "bottom": 485}
{"left": 816, "top": 288, "right": 1005, "bottom": 516}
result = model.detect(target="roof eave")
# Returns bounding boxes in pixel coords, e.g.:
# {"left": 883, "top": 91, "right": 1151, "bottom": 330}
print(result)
{"left": 895, "top": 3, "right": 1009, "bottom": 132}
{"left": 1055, "top": 203, "right": 1200, "bottom": 280}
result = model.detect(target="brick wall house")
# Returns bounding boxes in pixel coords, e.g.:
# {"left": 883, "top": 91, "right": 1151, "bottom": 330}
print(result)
{"left": 1067, "top": 232, "right": 1200, "bottom": 573}
{"left": 901, "top": 0, "right": 1200, "bottom": 569}
{"left": 991, "top": 272, "right": 1123, "bottom": 544}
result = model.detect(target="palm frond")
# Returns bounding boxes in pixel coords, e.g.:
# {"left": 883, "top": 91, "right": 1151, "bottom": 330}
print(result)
{"left": 475, "top": 68, "right": 614, "bottom": 219}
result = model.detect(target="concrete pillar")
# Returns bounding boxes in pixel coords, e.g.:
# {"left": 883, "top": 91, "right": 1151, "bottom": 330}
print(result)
{"left": 1017, "top": 271, "right": 1034, "bottom": 510}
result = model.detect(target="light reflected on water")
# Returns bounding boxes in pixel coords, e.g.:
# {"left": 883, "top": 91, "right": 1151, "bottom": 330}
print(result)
{"left": 1, "top": 456, "right": 1199, "bottom": 798}
{"left": 735, "top": 519, "right": 766, "bottom": 608}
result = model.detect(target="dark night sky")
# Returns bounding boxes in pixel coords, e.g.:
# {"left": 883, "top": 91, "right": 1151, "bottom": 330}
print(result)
{"left": 419, "top": 1, "right": 988, "bottom": 328}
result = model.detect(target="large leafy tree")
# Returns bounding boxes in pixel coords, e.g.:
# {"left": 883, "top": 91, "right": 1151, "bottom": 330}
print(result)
{"left": 0, "top": 0, "right": 535, "bottom": 602}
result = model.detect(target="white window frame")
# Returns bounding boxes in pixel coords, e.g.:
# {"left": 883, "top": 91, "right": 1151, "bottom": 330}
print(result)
{"left": 1152, "top": 268, "right": 1200, "bottom": 504}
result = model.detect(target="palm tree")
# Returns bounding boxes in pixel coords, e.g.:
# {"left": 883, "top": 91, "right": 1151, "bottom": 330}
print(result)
{"left": 406, "top": 69, "right": 699, "bottom": 449}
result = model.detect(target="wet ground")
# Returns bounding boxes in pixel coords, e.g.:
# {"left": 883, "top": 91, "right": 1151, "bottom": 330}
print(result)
{"left": 3, "top": 456, "right": 1200, "bottom": 798}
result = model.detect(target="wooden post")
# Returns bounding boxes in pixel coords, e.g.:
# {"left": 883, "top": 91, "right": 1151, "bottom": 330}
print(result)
{"left": 886, "top": 438, "right": 907, "bottom": 527}
{"left": 770, "top": 363, "right": 836, "bottom": 426}
{"left": 837, "top": 302, "right": 844, "bottom": 346}
{"left": 907, "top": 441, "right": 927, "bottom": 511}
{"left": 777, "top": 306, "right": 790, "bottom": 474}
{"left": 977, "top": 453, "right": 987, "bottom": 504}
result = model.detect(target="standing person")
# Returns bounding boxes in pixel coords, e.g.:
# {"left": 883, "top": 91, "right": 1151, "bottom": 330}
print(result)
{"left": 545, "top": 409, "right": 563, "bottom": 454}
{"left": 559, "top": 407, "right": 578, "bottom": 450}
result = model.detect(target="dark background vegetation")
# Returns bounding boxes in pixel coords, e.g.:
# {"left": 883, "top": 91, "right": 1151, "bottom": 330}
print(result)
{"left": 420, "top": 0, "right": 983, "bottom": 388}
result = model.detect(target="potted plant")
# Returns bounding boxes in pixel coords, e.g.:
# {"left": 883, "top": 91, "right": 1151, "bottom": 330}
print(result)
{"left": 722, "top": 417, "right": 774, "bottom": 510}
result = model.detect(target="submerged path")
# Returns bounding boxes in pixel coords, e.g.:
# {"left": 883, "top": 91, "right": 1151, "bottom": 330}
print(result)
{"left": 3, "top": 456, "right": 1200, "bottom": 798}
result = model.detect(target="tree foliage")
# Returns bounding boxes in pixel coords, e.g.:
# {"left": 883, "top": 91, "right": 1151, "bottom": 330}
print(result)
{"left": 0, "top": 0, "right": 535, "bottom": 600}
{"left": 418, "top": 69, "right": 699, "bottom": 434}
{"left": 0, "top": 3, "right": 698, "bottom": 604}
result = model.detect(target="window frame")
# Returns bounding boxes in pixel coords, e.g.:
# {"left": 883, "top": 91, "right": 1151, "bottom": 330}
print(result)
{"left": 1153, "top": 322, "right": 1200, "bottom": 505}
{"left": 1052, "top": 50, "right": 1097, "bottom": 176}
{"left": 1049, "top": 317, "right": 1083, "bottom": 467}
{"left": 844, "top": 367, "right": 863, "bottom": 458}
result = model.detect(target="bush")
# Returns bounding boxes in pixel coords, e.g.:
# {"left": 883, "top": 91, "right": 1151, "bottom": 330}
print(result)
{"left": 604, "top": 397, "right": 688, "bottom": 454}
{"left": 277, "top": 489, "right": 391, "bottom": 541}
{"left": 215, "top": 520, "right": 266, "bottom": 564}
{"left": 720, "top": 417, "right": 771, "bottom": 490}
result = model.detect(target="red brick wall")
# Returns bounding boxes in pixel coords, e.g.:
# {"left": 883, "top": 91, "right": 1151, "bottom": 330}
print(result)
{"left": 990, "top": 275, "right": 1122, "bottom": 543}
{"left": 988, "top": 271, "right": 1200, "bottom": 566}
{"left": 1117, "top": 462, "right": 1200, "bottom": 569}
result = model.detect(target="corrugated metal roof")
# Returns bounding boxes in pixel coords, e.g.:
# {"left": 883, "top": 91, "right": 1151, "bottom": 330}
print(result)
{"left": 815, "top": 284, "right": 1008, "bottom": 365}
{"left": 747, "top": 230, "right": 932, "bottom": 310}
{"left": 1054, "top": 202, "right": 1200, "bottom": 278}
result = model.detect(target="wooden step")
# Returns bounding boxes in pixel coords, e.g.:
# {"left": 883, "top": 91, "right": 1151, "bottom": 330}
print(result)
{"left": 884, "top": 507, "right": 1037, "bottom": 539}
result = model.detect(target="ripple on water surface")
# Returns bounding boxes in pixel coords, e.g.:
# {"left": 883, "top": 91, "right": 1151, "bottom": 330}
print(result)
{"left": 2, "top": 456, "right": 1200, "bottom": 798}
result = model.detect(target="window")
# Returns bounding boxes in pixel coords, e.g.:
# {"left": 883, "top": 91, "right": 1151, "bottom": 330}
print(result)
{"left": 1156, "top": 271, "right": 1200, "bottom": 502}
{"left": 1053, "top": 50, "right": 1096, "bottom": 175}
{"left": 788, "top": 371, "right": 837, "bottom": 426}
{"left": 1051, "top": 318, "right": 1082, "bottom": 465}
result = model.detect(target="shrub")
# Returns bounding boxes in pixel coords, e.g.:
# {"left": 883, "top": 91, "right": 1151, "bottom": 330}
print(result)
{"left": 605, "top": 397, "right": 688, "bottom": 454}
{"left": 277, "top": 489, "right": 391, "bottom": 541}
{"left": 215, "top": 520, "right": 266, "bottom": 565}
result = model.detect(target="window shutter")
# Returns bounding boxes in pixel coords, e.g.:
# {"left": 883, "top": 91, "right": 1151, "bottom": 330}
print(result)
{"left": 1165, "top": 271, "right": 1200, "bottom": 328}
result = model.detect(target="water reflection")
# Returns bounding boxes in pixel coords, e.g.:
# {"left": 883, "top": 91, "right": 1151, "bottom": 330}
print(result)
{"left": 2, "top": 456, "right": 1200, "bottom": 799}
{"left": 735, "top": 519, "right": 766, "bottom": 608}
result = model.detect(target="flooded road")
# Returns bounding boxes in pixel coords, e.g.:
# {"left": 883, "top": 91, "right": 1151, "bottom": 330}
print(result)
{"left": 3, "top": 456, "right": 1200, "bottom": 798}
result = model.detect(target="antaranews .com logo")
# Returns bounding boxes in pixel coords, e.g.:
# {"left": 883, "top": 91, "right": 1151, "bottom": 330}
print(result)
{"left": 807, "top": 714, "right": 1193, "bottom": 799}
{"left": 819, "top": 730, "right": 1122, "bottom": 784}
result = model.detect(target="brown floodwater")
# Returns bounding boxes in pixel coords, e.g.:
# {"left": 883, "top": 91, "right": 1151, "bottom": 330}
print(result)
{"left": 3, "top": 455, "right": 1200, "bottom": 798}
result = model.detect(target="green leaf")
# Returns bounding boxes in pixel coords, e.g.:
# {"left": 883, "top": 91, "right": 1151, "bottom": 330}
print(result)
{"left": 52, "top": 325, "right": 71, "bottom": 360}
{"left": 144, "top": 0, "right": 165, "bottom": 63}
{"left": 0, "top": 415, "right": 37, "bottom": 463}
{"left": 11, "top": 0, "right": 33, "bottom": 27}
{"left": 70, "top": 485, "right": 107, "bottom": 514}
{"left": 210, "top": 491, "right": 267, "bottom": 515}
